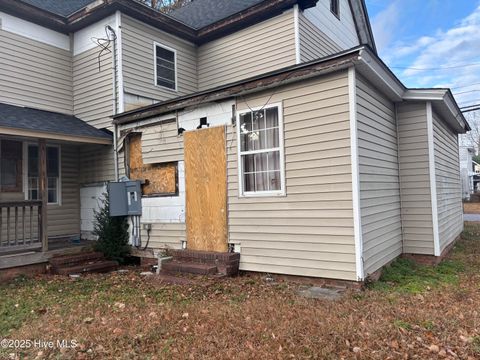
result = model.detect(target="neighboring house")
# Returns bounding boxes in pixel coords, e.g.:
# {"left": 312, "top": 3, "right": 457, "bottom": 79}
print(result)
{"left": 0, "top": 0, "right": 470, "bottom": 282}
{"left": 459, "top": 146, "right": 475, "bottom": 199}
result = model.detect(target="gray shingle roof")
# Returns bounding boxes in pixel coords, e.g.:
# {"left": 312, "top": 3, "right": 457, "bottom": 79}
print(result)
{"left": 19, "top": 0, "right": 96, "bottom": 16}
{"left": 0, "top": 103, "right": 112, "bottom": 141}
{"left": 169, "top": 0, "right": 265, "bottom": 29}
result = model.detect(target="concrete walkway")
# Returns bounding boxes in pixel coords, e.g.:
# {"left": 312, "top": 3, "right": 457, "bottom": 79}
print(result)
{"left": 464, "top": 213, "right": 480, "bottom": 222}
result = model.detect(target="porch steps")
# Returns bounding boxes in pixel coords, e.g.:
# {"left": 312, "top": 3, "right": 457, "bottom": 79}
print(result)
{"left": 160, "top": 249, "right": 240, "bottom": 277}
{"left": 49, "top": 251, "right": 118, "bottom": 275}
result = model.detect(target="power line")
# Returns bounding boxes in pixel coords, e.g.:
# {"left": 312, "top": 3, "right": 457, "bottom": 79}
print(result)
{"left": 452, "top": 82, "right": 480, "bottom": 90}
{"left": 462, "top": 106, "right": 480, "bottom": 113}
{"left": 454, "top": 89, "right": 480, "bottom": 96}
{"left": 391, "top": 62, "right": 480, "bottom": 71}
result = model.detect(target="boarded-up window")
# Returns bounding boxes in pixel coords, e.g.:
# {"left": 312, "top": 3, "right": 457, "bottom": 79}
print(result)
{"left": 127, "top": 133, "right": 177, "bottom": 196}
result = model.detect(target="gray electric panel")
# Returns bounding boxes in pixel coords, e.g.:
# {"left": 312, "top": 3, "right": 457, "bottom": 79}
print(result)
{"left": 108, "top": 181, "right": 142, "bottom": 217}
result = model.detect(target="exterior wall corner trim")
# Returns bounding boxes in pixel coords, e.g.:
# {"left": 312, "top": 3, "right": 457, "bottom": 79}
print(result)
{"left": 426, "top": 101, "right": 441, "bottom": 256}
{"left": 348, "top": 66, "right": 364, "bottom": 280}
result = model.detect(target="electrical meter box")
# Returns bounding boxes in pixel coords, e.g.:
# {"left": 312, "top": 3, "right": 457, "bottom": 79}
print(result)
{"left": 108, "top": 181, "right": 142, "bottom": 217}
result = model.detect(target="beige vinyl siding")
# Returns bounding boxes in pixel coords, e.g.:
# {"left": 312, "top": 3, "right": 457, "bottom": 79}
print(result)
{"left": 397, "top": 103, "right": 434, "bottom": 255}
{"left": 121, "top": 14, "right": 197, "bottom": 102}
{"left": 299, "top": 13, "right": 342, "bottom": 62}
{"left": 432, "top": 111, "right": 463, "bottom": 252}
{"left": 47, "top": 144, "right": 80, "bottom": 237}
{"left": 0, "top": 29, "right": 73, "bottom": 114}
{"left": 141, "top": 121, "right": 183, "bottom": 164}
{"left": 228, "top": 71, "right": 356, "bottom": 280}
{"left": 73, "top": 47, "right": 114, "bottom": 129}
{"left": 79, "top": 145, "right": 115, "bottom": 184}
{"left": 356, "top": 75, "right": 402, "bottom": 275}
{"left": 197, "top": 10, "right": 296, "bottom": 91}
{"left": 140, "top": 223, "right": 185, "bottom": 250}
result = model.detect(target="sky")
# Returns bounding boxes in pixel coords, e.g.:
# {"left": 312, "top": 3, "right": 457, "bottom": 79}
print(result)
{"left": 365, "top": 0, "right": 480, "bottom": 110}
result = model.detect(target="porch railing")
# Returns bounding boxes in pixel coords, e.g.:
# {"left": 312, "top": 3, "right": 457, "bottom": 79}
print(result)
{"left": 0, "top": 201, "right": 43, "bottom": 254}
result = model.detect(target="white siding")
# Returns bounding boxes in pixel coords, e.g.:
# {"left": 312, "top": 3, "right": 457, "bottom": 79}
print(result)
{"left": 303, "top": 0, "right": 359, "bottom": 51}
{"left": 228, "top": 71, "right": 356, "bottom": 280}
{"left": 397, "top": 103, "right": 435, "bottom": 255}
{"left": 432, "top": 111, "right": 463, "bottom": 252}
{"left": 197, "top": 10, "right": 296, "bottom": 90}
{"left": 356, "top": 75, "right": 402, "bottom": 275}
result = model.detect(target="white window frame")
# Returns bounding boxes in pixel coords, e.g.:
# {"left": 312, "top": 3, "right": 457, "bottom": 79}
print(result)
{"left": 153, "top": 41, "right": 178, "bottom": 92}
{"left": 23, "top": 142, "right": 62, "bottom": 206}
{"left": 236, "top": 102, "right": 286, "bottom": 197}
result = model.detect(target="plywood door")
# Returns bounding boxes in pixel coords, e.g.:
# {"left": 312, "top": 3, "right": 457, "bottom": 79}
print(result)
{"left": 184, "top": 126, "right": 228, "bottom": 252}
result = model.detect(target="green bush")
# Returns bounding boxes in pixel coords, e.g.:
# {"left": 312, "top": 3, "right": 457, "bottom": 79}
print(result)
{"left": 93, "top": 193, "right": 130, "bottom": 264}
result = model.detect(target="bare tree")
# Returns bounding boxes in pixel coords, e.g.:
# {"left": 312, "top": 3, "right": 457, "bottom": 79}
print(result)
{"left": 464, "top": 111, "right": 480, "bottom": 153}
{"left": 140, "top": 0, "right": 191, "bottom": 13}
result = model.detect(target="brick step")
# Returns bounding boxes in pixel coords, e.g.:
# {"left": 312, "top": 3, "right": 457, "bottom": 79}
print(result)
{"left": 49, "top": 252, "right": 105, "bottom": 267}
{"left": 53, "top": 260, "right": 119, "bottom": 275}
{"left": 167, "top": 249, "right": 240, "bottom": 264}
{"left": 162, "top": 261, "right": 218, "bottom": 275}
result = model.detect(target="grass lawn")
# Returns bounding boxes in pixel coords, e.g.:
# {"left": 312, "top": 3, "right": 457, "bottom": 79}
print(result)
{"left": 1, "top": 224, "right": 480, "bottom": 359}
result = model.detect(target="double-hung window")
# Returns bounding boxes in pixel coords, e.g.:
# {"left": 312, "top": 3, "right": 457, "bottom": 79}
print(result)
{"left": 154, "top": 43, "right": 177, "bottom": 91}
{"left": 0, "top": 140, "right": 23, "bottom": 192}
{"left": 27, "top": 145, "right": 60, "bottom": 204}
{"left": 237, "top": 104, "right": 285, "bottom": 196}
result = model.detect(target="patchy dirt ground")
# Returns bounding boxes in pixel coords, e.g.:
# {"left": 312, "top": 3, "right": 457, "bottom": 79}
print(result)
{"left": 463, "top": 202, "right": 480, "bottom": 214}
{"left": 1, "top": 224, "right": 480, "bottom": 360}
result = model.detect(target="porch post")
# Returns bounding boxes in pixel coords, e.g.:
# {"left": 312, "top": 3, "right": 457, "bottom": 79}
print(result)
{"left": 39, "top": 139, "right": 48, "bottom": 252}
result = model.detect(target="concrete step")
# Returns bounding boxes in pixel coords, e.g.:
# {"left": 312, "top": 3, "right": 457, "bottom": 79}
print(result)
{"left": 49, "top": 252, "right": 104, "bottom": 268}
{"left": 53, "top": 260, "right": 119, "bottom": 275}
{"left": 162, "top": 261, "right": 217, "bottom": 275}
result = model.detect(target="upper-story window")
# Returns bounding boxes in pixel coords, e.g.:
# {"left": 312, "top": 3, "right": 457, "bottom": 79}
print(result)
{"left": 330, "top": 0, "right": 340, "bottom": 18}
{"left": 237, "top": 103, "right": 285, "bottom": 197}
{"left": 154, "top": 43, "right": 177, "bottom": 91}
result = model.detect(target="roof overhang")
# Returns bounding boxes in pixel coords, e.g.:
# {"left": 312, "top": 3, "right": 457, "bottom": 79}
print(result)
{"left": 404, "top": 89, "right": 470, "bottom": 133}
{"left": 113, "top": 47, "right": 364, "bottom": 125}
{"left": 0, "top": 126, "right": 112, "bottom": 145}
{"left": 112, "top": 45, "right": 469, "bottom": 135}
{"left": 0, "top": 0, "right": 318, "bottom": 44}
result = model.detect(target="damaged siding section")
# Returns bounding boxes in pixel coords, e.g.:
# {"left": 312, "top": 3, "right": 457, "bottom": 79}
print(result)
{"left": 356, "top": 75, "right": 402, "bottom": 275}
{"left": 432, "top": 111, "right": 463, "bottom": 252}
{"left": 227, "top": 72, "right": 356, "bottom": 280}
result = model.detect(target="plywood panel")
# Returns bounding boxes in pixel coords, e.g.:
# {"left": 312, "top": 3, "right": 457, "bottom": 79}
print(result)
{"left": 184, "top": 126, "right": 227, "bottom": 252}
{"left": 129, "top": 133, "right": 177, "bottom": 196}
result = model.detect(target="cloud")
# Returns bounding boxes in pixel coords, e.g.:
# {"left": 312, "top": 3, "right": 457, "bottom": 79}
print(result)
{"left": 381, "top": 4, "right": 480, "bottom": 107}
{"left": 370, "top": 1, "right": 401, "bottom": 52}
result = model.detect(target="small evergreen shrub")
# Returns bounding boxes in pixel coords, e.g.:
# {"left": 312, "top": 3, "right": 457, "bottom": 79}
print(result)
{"left": 93, "top": 193, "right": 130, "bottom": 264}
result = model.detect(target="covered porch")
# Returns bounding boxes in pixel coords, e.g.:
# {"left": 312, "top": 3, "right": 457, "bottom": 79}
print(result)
{"left": 0, "top": 103, "right": 112, "bottom": 268}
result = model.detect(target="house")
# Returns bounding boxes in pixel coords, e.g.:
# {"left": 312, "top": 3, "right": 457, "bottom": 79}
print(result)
{"left": 0, "top": 0, "right": 469, "bottom": 283}
{"left": 459, "top": 146, "right": 475, "bottom": 199}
